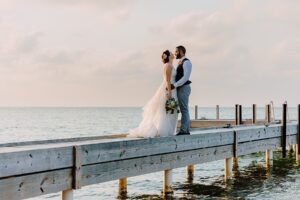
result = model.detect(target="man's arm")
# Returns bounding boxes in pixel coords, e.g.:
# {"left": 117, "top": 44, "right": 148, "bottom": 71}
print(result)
{"left": 173, "top": 60, "right": 192, "bottom": 88}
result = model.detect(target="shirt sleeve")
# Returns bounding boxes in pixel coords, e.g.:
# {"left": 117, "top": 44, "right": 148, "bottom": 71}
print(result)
{"left": 174, "top": 60, "right": 192, "bottom": 88}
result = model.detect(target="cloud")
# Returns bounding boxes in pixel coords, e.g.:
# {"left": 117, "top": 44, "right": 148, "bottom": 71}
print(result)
{"left": 1, "top": 0, "right": 300, "bottom": 106}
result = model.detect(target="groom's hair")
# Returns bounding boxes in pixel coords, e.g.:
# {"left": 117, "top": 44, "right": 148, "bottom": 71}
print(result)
{"left": 176, "top": 45, "right": 186, "bottom": 55}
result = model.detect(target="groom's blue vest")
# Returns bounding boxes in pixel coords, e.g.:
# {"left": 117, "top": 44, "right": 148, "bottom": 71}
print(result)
{"left": 175, "top": 58, "right": 192, "bottom": 86}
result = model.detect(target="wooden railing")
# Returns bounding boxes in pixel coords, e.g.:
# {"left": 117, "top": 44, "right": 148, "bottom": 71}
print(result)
{"left": 0, "top": 122, "right": 298, "bottom": 200}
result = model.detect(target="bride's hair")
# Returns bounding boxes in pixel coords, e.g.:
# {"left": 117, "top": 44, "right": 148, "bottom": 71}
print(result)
{"left": 161, "top": 50, "right": 171, "bottom": 64}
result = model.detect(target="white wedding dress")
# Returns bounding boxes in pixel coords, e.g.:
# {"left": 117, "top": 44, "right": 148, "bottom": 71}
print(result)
{"left": 128, "top": 66, "right": 178, "bottom": 138}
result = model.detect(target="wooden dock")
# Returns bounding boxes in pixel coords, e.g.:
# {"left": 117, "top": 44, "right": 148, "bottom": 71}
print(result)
{"left": 0, "top": 104, "right": 299, "bottom": 199}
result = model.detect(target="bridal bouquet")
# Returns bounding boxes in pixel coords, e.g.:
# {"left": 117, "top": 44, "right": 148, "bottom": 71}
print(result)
{"left": 165, "top": 98, "right": 180, "bottom": 114}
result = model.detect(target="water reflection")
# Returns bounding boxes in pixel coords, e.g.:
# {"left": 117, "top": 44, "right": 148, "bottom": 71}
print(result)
{"left": 129, "top": 151, "right": 300, "bottom": 199}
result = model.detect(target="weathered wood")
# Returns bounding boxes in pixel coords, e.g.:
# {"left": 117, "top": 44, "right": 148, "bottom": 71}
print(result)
{"left": 224, "top": 157, "right": 232, "bottom": 179}
{"left": 0, "top": 130, "right": 234, "bottom": 178}
{"left": 252, "top": 104, "right": 257, "bottom": 124}
{"left": 237, "top": 134, "right": 297, "bottom": 157}
{"left": 235, "top": 104, "right": 239, "bottom": 125}
{"left": 237, "top": 137, "right": 281, "bottom": 156}
{"left": 2, "top": 124, "right": 297, "bottom": 180}
{"left": 187, "top": 165, "right": 194, "bottom": 180}
{"left": 295, "top": 144, "right": 299, "bottom": 163}
{"left": 72, "top": 146, "right": 81, "bottom": 189}
{"left": 0, "top": 134, "right": 127, "bottom": 148}
{"left": 216, "top": 105, "right": 220, "bottom": 120}
{"left": 298, "top": 105, "right": 300, "bottom": 153}
{"left": 1, "top": 122, "right": 299, "bottom": 200}
{"left": 80, "top": 145, "right": 233, "bottom": 187}
{"left": 282, "top": 104, "right": 287, "bottom": 158}
{"left": 0, "top": 146, "right": 73, "bottom": 179}
{"left": 185, "top": 119, "right": 271, "bottom": 128}
{"left": 266, "top": 104, "right": 271, "bottom": 123}
{"left": 118, "top": 178, "right": 127, "bottom": 196}
{"left": 239, "top": 105, "right": 243, "bottom": 125}
{"left": 236, "top": 124, "right": 297, "bottom": 143}
{"left": 79, "top": 130, "right": 234, "bottom": 166}
{"left": 163, "top": 169, "right": 173, "bottom": 194}
{"left": 0, "top": 144, "right": 233, "bottom": 199}
{"left": 265, "top": 149, "right": 273, "bottom": 166}
{"left": 0, "top": 168, "right": 72, "bottom": 200}
{"left": 62, "top": 189, "right": 73, "bottom": 200}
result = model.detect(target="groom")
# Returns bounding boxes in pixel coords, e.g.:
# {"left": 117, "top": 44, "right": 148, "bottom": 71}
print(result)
{"left": 171, "top": 45, "right": 192, "bottom": 135}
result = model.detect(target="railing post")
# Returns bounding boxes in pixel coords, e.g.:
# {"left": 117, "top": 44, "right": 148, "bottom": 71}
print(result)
{"left": 298, "top": 105, "right": 300, "bottom": 154}
{"left": 252, "top": 104, "right": 257, "bottom": 124}
{"left": 195, "top": 105, "right": 198, "bottom": 120}
{"left": 265, "top": 104, "right": 271, "bottom": 123}
{"left": 216, "top": 105, "right": 220, "bottom": 120}
{"left": 235, "top": 104, "right": 239, "bottom": 126}
{"left": 62, "top": 146, "right": 81, "bottom": 200}
{"left": 62, "top": 189, "right": 73, "bottom": 200}
{"left": 163, "top": 169, "right": 173, "bottom": 195}
{"left": 282, "top": 103, "right": 287, "bottom": 158}
{"left": 239, "top": 105, "right": 242, "bottom": 125}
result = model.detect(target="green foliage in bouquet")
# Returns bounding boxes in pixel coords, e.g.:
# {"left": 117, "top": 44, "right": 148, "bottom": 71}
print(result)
{"left": 165, "top": 98, "right": 180, "bottom": 114}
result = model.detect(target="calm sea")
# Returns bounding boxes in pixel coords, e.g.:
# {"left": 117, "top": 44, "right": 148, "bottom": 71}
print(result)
{"left": 1, "top": 107, "right": 300, "bottom": 200}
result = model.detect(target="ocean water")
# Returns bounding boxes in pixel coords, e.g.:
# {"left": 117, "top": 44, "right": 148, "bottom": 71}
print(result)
{"left": 0, "top": 107, "right": 300, "bottom": 200}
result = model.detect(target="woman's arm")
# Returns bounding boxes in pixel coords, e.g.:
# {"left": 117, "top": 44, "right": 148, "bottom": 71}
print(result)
{"left": 164, "top": 63, "right": 172, "bottom": 99}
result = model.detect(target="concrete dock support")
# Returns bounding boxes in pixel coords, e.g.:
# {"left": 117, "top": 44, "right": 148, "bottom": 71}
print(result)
{"left": 163, "top": 169, "right": 173, "bottom": 195}
{"left": 62, "top": 189, "right": 73, "bottom": 200}
{"left": 118, "top": 178, "right": 127, "bottom": 196}
{"left": 224, "top": 158, "right": 232, "bottom": 180}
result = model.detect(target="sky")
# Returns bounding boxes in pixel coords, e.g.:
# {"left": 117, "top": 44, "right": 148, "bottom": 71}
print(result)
{"left": 0, "top": 0, "right": 299, "bottom": 107}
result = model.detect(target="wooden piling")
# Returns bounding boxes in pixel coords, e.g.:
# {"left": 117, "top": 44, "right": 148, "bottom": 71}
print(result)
{"left": 224, "top": 158, "right": 232, "bottom": 179}
{"left": 187, "top": 165, "right": 194, "bottom": 181}
{"left": 295, "top": 144, "right": 299, "bottom": 164}
{"left": 163, "top": 169, "right": 173, "bottom": 195}
{"left": 298, "top": 105, "right": 300, "bottom": 153}
{"left": 252, "top": 104, "right": 257, "bottom": 124}
{"left": 265, "top": 149, "right": 273, "bottom": 166}
{"left": 239, "top": 105, "right": 243, "bottom": 125}
{"left": 282, "top": 103, "right": 287, "bottom": 158}
{"left": 62, "top": 189, "right": 73, "bottom": 200}
{"left": 216, "top": 105, "right": 220, "bottom": 120}
{"left": 195, "top": 105, "right": 198, "bottom": 120}
{"left": 118, "top": 178, "right": 127, "bottom": 196}
{"left": 265, "top": 104, "right": 271, "bottom": 123}
{"left": 235, "top": 104, "right": 239, "bottom": 125}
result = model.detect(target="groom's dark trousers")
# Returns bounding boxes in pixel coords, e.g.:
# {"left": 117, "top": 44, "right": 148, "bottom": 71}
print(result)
{"left": 177, "top": 84, "right": 191, "bottom": 133}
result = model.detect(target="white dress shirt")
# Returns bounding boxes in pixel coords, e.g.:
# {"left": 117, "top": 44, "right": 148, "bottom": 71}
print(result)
{"left": 174, "top": 56, "right": 192, "bottom": 88}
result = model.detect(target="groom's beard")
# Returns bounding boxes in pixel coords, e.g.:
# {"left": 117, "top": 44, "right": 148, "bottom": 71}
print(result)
{"left": 176, "top": 55, "right": 182, "bottom": 59}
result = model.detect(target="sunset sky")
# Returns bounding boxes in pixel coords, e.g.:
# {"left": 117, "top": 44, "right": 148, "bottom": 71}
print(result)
{"left": 0, "top": 0, "right": 299, "bottom": 107}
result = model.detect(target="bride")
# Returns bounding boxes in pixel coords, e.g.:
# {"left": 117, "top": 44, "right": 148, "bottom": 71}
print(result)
{"left": 128, "top": 50, "right": 179, "bottom": 138}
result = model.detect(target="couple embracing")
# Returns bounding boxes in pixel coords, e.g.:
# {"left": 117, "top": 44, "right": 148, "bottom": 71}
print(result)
{"left": 128, "top": 46, "right": 192, "bottom": 138}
